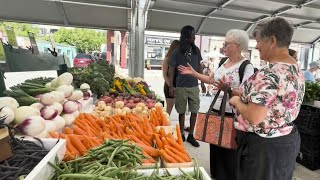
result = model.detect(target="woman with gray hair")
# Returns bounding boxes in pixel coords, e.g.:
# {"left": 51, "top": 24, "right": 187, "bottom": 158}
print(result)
{"left": 230, "top": 17, "right": 305, "bottom": 180}
{"left": 178, "top": 29, "right": 255, "bottom": 180}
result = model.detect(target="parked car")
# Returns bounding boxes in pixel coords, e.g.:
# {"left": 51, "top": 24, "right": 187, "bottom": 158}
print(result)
{"left": 73, "top": 53, "right": 95, "bottom": 68}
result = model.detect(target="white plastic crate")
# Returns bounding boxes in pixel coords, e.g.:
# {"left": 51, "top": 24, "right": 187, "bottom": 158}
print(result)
{"left": 24, "top": 138, "right": 66, "bottom": 180}
{"left": 137, "top": 167, "right": 211, "bottom": 180}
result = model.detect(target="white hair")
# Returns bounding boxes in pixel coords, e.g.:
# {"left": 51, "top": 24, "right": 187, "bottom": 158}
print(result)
{"left": 226, "top": 29, "right": 249, "bottom": 51}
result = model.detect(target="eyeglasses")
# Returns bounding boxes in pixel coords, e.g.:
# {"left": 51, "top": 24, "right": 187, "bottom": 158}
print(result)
{"left": 223, "top": 42, "right": 238, "bottom": 48}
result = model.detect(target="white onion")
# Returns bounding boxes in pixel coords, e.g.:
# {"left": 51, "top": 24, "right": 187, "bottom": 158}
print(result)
{"left": 62, "top": 113, "right": 76, "bottom": 126}
{"left": 50, "top": 102, "right": 63, "bottom": 115}
{"left": 51, "top": 116, "right": 66, "bottom": 131}
{"left": 16, "top": 116, "right": 46, "bottom": 136}
{"left": 67, "top": 90, "right": 83, "bottom": 101}
{"left": 40, "top": 106, "right": 58, "bottom": 120}
{"left": 14, "top": 106, "right": 40, "bottom": 125}
{"left": 30, "top": 103, "right": 45, "bottom": 111}
{"left": 40, "top": 93, "right": 60, "bottom": 105}
{"left": 0, "top": 106, "right": 15, "bottom": 124}
{"left": 63, "top": 101, "right": 78, "bottom": 114}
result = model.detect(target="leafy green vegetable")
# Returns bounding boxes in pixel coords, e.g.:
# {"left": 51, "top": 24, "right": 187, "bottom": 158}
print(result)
{"left": 24, "top": 77, "right": 54, "bottom": 86}
{"left": 69, "top": 60, "right": 115, "bottom": 97}
{"left": 304, "top": 82, "right": 320, "bottom": 103}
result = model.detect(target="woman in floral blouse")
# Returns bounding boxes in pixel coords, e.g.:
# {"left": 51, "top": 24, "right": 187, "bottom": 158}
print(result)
{"left": 230, "top": 17, "right": 305, "bottom": 180}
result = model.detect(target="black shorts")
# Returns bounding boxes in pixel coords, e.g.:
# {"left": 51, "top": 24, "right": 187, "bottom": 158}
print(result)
{"left": 164, "top": 83, "right": 175, "bottom": 99}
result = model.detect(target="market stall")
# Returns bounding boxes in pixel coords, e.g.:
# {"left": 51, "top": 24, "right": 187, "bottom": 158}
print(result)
{"left": 0, "top": 60, "right": 211, "bottom": 179}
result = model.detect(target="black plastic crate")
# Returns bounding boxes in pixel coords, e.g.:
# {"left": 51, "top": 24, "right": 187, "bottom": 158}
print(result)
{"left": 297, "top": 149, "right": 320, "bottom": 171}
{"left": 295, "top": 105, "right": 320, "bottom": 133}
{"left": 299, "top": 130, "right": 320, "bottom": 153}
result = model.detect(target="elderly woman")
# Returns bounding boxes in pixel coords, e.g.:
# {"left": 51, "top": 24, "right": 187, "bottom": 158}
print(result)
{"left": 229, "top": 17, "right": 305, "bottom": 180}
{"left": 178, "top": 29, "right": 254, "bottom": 180}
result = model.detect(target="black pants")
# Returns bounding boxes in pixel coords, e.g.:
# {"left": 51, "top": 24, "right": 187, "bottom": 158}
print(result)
{"left": 236, "top": 127, "right": 300, "bottom": 180}
{"left": 210, "top": 110, "right": 236, "bottom": 180}
{"left": 210, "top": 145, "right": 237, "bottom": 180}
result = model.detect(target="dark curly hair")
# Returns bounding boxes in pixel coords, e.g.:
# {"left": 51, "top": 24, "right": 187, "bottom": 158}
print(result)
{"left": 179, "top": 25, "right": 198, "bottom": 55}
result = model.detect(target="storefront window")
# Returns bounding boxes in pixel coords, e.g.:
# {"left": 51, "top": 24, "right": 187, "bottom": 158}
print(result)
{"left": 146, "top": 46, "right": 163, "bottom": 59}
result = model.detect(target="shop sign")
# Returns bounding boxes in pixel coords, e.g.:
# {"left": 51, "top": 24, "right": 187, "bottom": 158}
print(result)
{"left": 146, "top": 37, "right": 175, "bottom": 45}
{"left": 0, "top": 38, "right": 6, "bottom": 62}
{"left": 5, "top": 26, "right": 17, "bottom": 47}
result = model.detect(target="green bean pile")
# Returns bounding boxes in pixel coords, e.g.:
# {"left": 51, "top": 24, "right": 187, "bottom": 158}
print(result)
{"left": 49, "top": 139, "right": 204, "bottom": 180}
{"left": 49, "top": 140, "right": 145, "bottom": 180}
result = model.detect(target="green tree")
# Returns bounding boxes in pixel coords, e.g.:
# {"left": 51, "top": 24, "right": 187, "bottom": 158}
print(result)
{"left": 52, "top": 28, "right": 105, "bottom": 53}
{"left": 0, "top": 21, "right": 39, "bottom": 37}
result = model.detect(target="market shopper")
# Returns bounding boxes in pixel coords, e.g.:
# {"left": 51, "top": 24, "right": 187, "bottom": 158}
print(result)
{"left": 304, "top": 61, "right": 320, "bottom": 82}
{"left": 229, "top": 17, "right": 305, "bottom": 180}
{"left": 168, "top": 25, "right": 206, "bottom": 147}
{"left": 289, "top": 48, "right": 298, "bottom": 61}
{"left": 178, "top": 29, "right": 254, "bottom": 180}
{"left": 162, "top": 40, "right": 180, "bottom": 115}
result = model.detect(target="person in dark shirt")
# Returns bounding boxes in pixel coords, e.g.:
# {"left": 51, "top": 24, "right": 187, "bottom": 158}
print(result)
{"left": 168, "top": 25, "right": 206, "bottom": 147}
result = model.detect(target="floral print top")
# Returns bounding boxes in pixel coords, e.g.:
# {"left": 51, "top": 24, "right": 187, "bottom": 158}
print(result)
{"left": 235, "top": 63, "right": 305, "bottom": 138}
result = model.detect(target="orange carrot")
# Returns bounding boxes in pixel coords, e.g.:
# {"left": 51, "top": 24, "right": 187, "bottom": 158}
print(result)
{"left": 143, "top": 152, "right": 156, "bottom": 163}
{"left": 161, "top": 137, "right": 169, "bottom": 147}
{"left": 130, "top": 135, "right": 145, "bottom": 144}
{"left": 165, "top": 147, "right": 185, "bottom": 163}
{"left": 65, "top": 127, "right": 73, "bottom": 134}
{"left": 164, "top": 145, "right": 191, "bottom": 162}
{"left": 73, "top": 126, "right": 87, "bottom": 136}
{"left": 59, "top": 133, "right": 66, "bottom": 139}
{"left": 82, "top": 136, "right": 92, "bottom": 149}
{"left": 69, "top": 134, "right": 87, "bottom": 156}
{"left": 49, "top": 131, "right": 59, "bottom": 138}
{"left": 159, "top": 149, "right": 178, "bottom": 163}
{"left": 154, "top": 134, "right": 163, "bottom": 149}
{"left": 167, "top": 137, "right": 186, "bottom": 153}
{"left": 135, "top": 143, "right": 160, "bottom": 157}
{"left": 159, "top": 128, "right": 166, "bottom": 137}
{"left": 176, "top": 124, "right": 184, "bottom": 146}
{"left": 65, "top": 135, "right": 80, "bottom": 157}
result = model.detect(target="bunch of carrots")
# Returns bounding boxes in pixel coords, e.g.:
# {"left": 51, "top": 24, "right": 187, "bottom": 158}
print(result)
{"left": 148, "top": 107, "right": 170, "bottom": 126}
{"left": 49, "top": 110, "right": 163, "bottom": 162}
{"left": 154, "top": 125, "right": 192, "bottom": 163}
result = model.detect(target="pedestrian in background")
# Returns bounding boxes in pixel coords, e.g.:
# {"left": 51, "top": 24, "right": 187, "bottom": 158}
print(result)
{"left": 162, "top": 40, "right": 180, "bottom": 115}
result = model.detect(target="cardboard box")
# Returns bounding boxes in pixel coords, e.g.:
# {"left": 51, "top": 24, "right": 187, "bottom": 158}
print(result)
{"left": 0, "top": 127, "right": 13, "bottom": 161}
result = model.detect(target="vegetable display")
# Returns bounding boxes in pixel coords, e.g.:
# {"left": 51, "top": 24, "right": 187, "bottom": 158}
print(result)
{"left": 49, "top": 108, "right": 170, "bottom": 162}
{"left": 49, "top": 139, "right": 203, "bottom": 180}
{"left": 1, "top": 72, "right": 94, "bottom": 138}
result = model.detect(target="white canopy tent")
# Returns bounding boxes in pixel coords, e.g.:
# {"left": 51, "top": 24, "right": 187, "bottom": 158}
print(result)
{"left": 0, "top": 0, "right": 320, "bottom": 76}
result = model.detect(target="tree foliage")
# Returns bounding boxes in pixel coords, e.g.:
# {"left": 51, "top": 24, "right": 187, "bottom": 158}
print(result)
{"left": 51, "top": 28, "right": 105, "bottom": 53}
{"left": 0, "top": 21, "right": 39, "bottom": 37}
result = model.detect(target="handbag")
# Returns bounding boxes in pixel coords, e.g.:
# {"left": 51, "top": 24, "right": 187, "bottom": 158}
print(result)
{"left": 194, "top": 90, "right": 237, "bottom": 149}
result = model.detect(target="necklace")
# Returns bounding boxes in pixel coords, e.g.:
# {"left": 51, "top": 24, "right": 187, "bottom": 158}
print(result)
{"left": 184, "top": 48, "right": 192, "bottom": 62}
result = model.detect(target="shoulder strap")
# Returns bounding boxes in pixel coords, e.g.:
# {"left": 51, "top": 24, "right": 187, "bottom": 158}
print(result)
{"left": 218, "top": 57, "right": 228, "bottom": 67}
{"left": 239, "top": 60, "right": 252, "bottom": 83}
